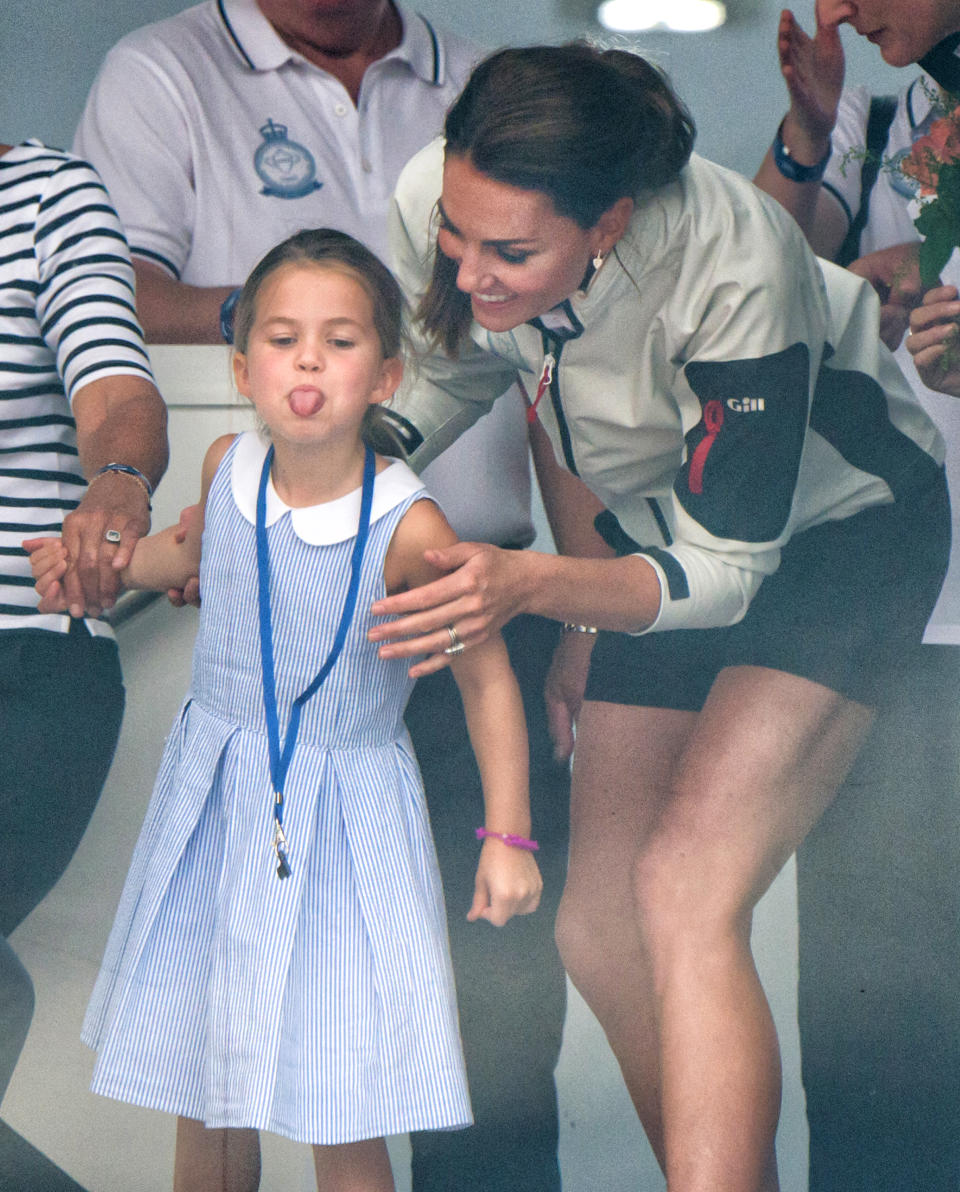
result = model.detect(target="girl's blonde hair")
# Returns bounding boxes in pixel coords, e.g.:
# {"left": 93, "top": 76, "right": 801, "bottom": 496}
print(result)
{"left": 234, "top": 228, "right": 408, "bottom": 454}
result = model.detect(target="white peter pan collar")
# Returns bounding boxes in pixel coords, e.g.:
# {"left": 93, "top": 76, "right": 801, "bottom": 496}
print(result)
{"left": 231, "top": 431, "right": 426, "bottom": 545}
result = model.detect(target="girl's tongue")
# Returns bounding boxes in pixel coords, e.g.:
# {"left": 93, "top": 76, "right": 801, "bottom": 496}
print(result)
{"left": 289, "top": 387, "right": 323, "bottom": 417}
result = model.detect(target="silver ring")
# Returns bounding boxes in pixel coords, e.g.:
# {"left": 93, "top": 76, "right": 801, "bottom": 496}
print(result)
{"left": 443, "top": 624, "right": 466, "bottom": 656}
{"left": 104, "top": 529, "right": 122, "bottom": 544}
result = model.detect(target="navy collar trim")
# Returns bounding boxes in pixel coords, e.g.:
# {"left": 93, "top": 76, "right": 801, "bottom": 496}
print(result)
{"left": 215, "top": 2, "right": 441, "bottom": 82}
{"left": 217, "top": 0, "right": 256, "bottom": 69}
{"left": 419, "top": 13, "right": 440, "bottom": 85}
{"left": 530, "top": 300, "right": 585, "bottom": 343}
{"left": 920, "top": 32, "right": 960, "bottom": 95}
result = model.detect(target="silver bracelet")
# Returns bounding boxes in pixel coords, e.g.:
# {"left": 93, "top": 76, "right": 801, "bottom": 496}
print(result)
{"left": 562, "top": 622, "right": 598, "bottom": 635}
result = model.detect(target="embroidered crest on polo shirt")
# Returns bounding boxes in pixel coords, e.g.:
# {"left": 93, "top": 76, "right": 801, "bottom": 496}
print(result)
{"left": 254, "top": 119, "right": 322, "bottom": 199}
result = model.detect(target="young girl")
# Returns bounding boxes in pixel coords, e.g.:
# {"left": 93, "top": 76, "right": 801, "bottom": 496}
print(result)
{"left": 27, "top": 228, "right": 541, "bottom": 1192}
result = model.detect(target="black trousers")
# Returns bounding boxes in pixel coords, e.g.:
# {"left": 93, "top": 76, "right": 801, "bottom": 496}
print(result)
{"left": 407, "top": 615, "right": 570, "bottom": 1192}
{"left": 798, "top": 642, "right": 960, "bottom": 1192}
{"left": 0, "top": 624, "right": 124, "bottom": 1192}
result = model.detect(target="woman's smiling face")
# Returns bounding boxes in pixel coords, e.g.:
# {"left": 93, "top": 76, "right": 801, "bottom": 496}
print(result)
{"left": 436, "top": 154, "right": 602, "bottom": 333}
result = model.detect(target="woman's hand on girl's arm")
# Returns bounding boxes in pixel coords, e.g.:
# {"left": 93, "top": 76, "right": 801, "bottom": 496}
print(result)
{"left": 373, "top": 542, "right": 658, "bottom": 676}
{"left": 372, "top": 535, "right": 538, "bottom": 677}
{"left": 907, "top": 286, "right": 960, "bottom": 397}
{"left": 376, "top": 480, "right": 662, "bottom": 675}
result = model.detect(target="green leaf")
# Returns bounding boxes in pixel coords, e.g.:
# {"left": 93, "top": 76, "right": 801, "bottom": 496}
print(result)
{"left": 938, "top": 161, "right": 960, "bottom": 214}
{"left": 916, "top": 198, "right": 949, "bottom": 237}
{"left": 918, "top": 231, "right": 956, "bottom": 288}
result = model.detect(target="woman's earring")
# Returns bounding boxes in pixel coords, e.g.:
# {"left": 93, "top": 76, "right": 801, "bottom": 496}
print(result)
{"left": 592, "top": 249, "right": 606, "bottom": 272}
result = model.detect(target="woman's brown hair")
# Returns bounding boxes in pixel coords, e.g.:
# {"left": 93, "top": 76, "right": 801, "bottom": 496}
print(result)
{"left": 419, "top": 43, "right": 696, "bottom": 355}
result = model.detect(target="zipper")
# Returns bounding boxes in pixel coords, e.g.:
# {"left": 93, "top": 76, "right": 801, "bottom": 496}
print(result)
{"left": 530, "top": 331, "right": 580, "bottom": 476}
{"left": 526, "top": 352, "right": 555, "bottom": 424}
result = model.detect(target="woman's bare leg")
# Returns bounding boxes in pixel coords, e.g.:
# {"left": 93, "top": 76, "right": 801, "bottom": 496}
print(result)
{"left": 173, "top": 1118, "right": 260, "bottom": 1192}
{"left": 556, "top": 698, "right": 696, "bottom": 1170}
{"left": 634, "top": 667, "right": 872, "bottom": 1192}
{"left": 557, "top": 668, "right": 872, "bottom": 1192}
{"left": 312, "top": 1137, "right": 394, "bottom": 1192}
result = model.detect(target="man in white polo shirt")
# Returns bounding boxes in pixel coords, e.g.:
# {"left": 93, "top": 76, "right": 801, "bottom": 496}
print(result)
{"left": 75, "top": 4, "right": 568, "bottom": 1190}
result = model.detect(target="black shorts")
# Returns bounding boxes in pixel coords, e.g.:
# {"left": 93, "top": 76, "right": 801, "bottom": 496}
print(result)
{"left": 584, "top": 474, "right": 951, "bottom": 712}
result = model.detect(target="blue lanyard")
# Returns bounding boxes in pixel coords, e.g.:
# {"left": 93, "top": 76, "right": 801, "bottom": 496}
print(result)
{"left": 255, "top": 444, "right": 376, "bottom": 878}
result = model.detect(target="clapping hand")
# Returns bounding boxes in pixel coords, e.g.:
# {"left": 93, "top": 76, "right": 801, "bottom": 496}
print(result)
{"left": 777, "top": 8, "right": 845, "bottom": 150}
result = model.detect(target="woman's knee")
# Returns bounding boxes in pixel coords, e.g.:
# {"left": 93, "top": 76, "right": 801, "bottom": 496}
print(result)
{"left": 554, "top": 889, "right": 583, "bottom": 968}
{"left": 555, "top": 883, "right": 631, "bottom": 995}
{"left": 632, "top": 816, "right": 753, "bottom": 964}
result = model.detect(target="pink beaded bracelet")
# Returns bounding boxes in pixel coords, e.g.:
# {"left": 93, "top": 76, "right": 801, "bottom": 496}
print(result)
{"left": 475, "top": 827, "right": 539, "bottom": 852}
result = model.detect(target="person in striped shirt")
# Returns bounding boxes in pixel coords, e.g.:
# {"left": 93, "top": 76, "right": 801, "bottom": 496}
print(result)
{"left": 0, "top": 140, "right": 167, "bottom": 1189}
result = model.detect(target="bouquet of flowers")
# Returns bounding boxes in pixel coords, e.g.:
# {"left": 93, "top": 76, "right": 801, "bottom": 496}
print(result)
{"left": 900, "top": 101, "right": 960, "bottom": 286}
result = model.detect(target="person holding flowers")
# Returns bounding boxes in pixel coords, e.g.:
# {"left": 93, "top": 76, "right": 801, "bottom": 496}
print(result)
{"left": 902, "top": 105, "right": 960, "bottom": 394}
{"left": 755, "top": 10, "right": 960, "bottom": 1191}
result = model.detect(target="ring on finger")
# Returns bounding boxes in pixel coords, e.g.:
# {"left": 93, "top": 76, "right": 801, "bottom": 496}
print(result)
{"left": 104, "top": 529, "right": 122, "bottom": 544}
{"left": 443, "top": 624, "right": 466, "bottom": 656}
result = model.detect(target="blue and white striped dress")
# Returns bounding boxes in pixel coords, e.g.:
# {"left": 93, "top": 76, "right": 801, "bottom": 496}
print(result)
{"left": 82, "top": 431, "right": 471, "bottom": 1143}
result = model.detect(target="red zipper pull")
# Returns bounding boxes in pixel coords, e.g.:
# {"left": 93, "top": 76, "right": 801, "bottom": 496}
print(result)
{"left": 526, "top": 352, "right": 556, "bottom": 424}
{"left": 688, "top": 399, "right": 724, "bottom": 494}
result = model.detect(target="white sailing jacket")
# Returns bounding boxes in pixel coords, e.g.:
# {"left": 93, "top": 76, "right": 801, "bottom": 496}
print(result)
{"left": 389, "top": 139, "right": 945, "bottom": 633}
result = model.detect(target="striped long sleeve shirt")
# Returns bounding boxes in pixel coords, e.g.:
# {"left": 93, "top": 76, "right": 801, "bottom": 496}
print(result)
{"left": 0, "top": 140, "right": 154, "bottom": 631}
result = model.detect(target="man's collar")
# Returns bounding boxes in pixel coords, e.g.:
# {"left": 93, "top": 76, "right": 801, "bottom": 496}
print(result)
{"left": 910, "top": 73, "right": 937, "bottom": 127}
{"left": 217, "top": 0, "right": 445, "bottom": 84}
{"left": 217, "top": 0, "right": 291, "bottom": 70}
{"left": 395, "top": 9, "right": 444, "bottom": 86}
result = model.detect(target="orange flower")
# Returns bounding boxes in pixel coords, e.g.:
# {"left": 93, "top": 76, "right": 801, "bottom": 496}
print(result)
{"left": 902, "top": 109, "right": 960, "bottom": 195}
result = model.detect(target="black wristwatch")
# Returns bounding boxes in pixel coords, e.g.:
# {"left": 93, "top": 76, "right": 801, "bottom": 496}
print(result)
{"left": 772, "top": 119, "right": 832, "bottom": 183}
{"left": 219, "top": 287, "right": 242, "bottom": 345}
